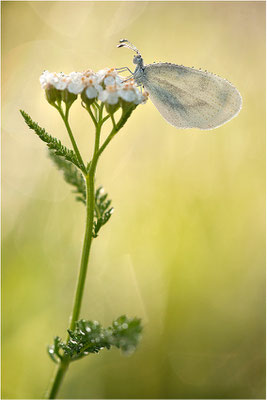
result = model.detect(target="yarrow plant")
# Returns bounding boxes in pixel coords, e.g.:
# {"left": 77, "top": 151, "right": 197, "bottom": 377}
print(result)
{"left": 20, "top": 67, "right": 148, "bottom": 399}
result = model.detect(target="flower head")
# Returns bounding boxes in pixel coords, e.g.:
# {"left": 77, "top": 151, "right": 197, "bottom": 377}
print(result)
{"left": 40, "top": 68, "right": 148, "bottom": 109}
{"left": 67, "top": 72, "right": 84, "bottom": 94}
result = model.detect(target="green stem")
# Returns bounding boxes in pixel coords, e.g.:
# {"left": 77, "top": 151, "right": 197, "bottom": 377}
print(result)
{"left": 110, "top": 113, "right": 117, "bottom": 130}
{"left": 68, "top": 106, "right": 103, "bottom": 332}
{"left": 46, "top": 361, "right": 69, "bottom": 399}
{"left": 46, "top": 170, "right": 94, "bottom": 399}
{"left": 46, "top": 104, "right": 131, "bottom": 399}
{"left": 68, "top": 172, "right": 95, "bottom": 332}
{"left": 96, "top": 124, "right": 117, "bottom": 160}
{"left": 46, "top": 112, "right": 104, "bottom": 399}
{"left": 96, "top": 107, "right": 134, "bottom": 160}
{"left": 58, "top": 106, "right": 86, "bottom": 172}
{"left": 86, "top": 105, "right": 98, "bottom": 128}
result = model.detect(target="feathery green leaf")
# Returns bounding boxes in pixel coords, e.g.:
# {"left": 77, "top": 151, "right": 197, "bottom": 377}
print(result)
{"left": 48, "top": 316, "right": 142, "bottom": 363}
{"left": 49, "top": 152, "right": 86, "bottom": 205}
{"left": 93, "top": 186, "right": 114, "bottom": 238}
{"left": 20, "top": 110, "right": 82, "bottom": 170}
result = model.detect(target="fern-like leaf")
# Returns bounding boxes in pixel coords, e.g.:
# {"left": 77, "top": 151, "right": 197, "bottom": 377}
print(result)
{"left": 49, "top": 152, "right": 86, "bottom": 204}
{"left": 20, "top": 110, "right": 82, "bottom": 170}
{"left": 47, "top": 336, "right": 64, "bottom": 364}
{"left": 93, "top": 186, "right": 114, "bottom": 238}
{"left": 48, "top": 315, "right": 142, "bottom": 363}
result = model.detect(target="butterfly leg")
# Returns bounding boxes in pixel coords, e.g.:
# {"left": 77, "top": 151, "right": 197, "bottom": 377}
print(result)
{"left": 121, "top": 76, "right": 135, "bottom": 82}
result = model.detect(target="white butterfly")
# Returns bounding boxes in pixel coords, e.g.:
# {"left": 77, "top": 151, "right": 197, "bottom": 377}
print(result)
{"left": 117, "top": 39, "right": 242, "bottom": 130}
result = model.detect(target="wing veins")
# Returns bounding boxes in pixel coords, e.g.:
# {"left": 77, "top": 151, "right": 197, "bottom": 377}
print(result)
{"left": 155, "top": 77, "right": 218, "bottom": 111}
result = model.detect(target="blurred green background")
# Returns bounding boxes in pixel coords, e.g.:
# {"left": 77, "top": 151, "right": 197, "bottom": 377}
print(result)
{"left": 2, "top": 1, "right": 265, "bottom": 399}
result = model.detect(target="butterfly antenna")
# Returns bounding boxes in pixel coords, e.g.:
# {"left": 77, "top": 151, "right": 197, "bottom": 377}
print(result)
{"left": 117, "top": 39, "right": 140, "bottom": 55}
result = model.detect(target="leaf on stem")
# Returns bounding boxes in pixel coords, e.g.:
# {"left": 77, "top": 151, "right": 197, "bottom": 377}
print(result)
{"left": 48, "top": 316, "right": 143, "bottom": 363}
{"left": 93, "top": 186, "right": 114, "bottom": 238}
{"left": 47, "top": 336, "right": 63, "bottom": 363}
{"left": 49, "top": 151, "right": 86, "bottom": 205}
{"left": 20, "top": 110, "right": 82, "bottom": 170}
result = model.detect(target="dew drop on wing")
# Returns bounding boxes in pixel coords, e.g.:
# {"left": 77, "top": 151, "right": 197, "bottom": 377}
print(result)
{"left": 139, "top": 63, "right": 242, "bottom": 129}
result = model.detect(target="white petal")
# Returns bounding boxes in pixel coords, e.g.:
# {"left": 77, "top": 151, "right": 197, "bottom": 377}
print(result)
{"left": 68, "top": 81, "right": 84, "bottom": 94}
{"left": 119, "top": 89, "right": 136, "bottom": 102}
{"left": 104, "top": 76, "right": 115, "bottom": 86}
{"left": 118, "top": 89, "right": 127, "bottom": 101}
{"left": 69, "top": 71, "right": 82, "bottom": 80}
{"left": 115, "top": 76, "right": 124, "bottom": 85}
{"left": 53, "top": 74, "right": 68, "bottom": 90}
{"left": 95, "top": 69, "right": 107, "bottom": 83}
{"left": 94, "top": 84, "right": 103, "bottom": 93}
{"left": 55, "top": 81, "right": 67, "bottom": 90}
{"left": 39, "top": 71, "right": 49, "bottom": 85}
{"left": 40, "top": 71, "right": 55, "bottom": 88}
{"left": 85, "top": 86, "right": 98, "bottom": 99}
{"left": 107, "top": 93, "right": 119, "bottom": 105}
{"left": 98, "top": 90, "right": 108, "bottom": 102}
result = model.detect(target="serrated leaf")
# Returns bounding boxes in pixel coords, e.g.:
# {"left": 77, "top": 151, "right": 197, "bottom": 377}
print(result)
{"left": 49, "top": 151, "right": 86, "bottom": 205}
{"left": 47, "top": 336, "right": 64, "bottom": 364}
{"left": 48, "top": 316, "right": 142, "bottom": 363}
{"left": 93, "top": 186, "right": 114, "bottom": 238}
{"left": 20, "top": 110, "right": 82, "bottom": 170}
{"left": 111, "top": 315, "right": 143, "bottom": 354}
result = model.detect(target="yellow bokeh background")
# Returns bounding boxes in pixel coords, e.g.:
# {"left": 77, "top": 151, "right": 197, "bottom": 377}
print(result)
{"left": 2, "top": 1, "right": 265, "bottom": 399}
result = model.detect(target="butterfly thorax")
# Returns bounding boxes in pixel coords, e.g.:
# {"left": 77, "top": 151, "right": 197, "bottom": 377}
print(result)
{"left": 133, "top": 55, "right": 146, "bottom": 86}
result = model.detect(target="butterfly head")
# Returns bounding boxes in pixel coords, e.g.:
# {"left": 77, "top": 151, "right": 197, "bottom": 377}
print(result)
{"left": 117, "top": 39, "right": 144, "bottom": 70}
{"left": 133, "top": 54, "right": 142, "bottom": 65}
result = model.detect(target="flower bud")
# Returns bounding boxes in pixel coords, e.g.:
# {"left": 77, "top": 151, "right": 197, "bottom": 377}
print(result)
{"left": 105, "top": 102, "right": 120, "bottom": 115}
{"left": 61, "top": 89, "right": 77, "bottom": 106}
{"left": 98, "top": 85, "right": 120, "bottom": 114}
{"left": 81, "top": 90, "right": 95, "bottom": 107}
{"left": 120, "top": 99, "right": 137, "bottom": 113}
{"left": 45, "top": 86, "right": 61, "bottom": 105}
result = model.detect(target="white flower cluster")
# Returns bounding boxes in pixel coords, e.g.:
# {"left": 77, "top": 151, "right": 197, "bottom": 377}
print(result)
{"left": 40, "top": 68, "right": 148, "bottom": 106}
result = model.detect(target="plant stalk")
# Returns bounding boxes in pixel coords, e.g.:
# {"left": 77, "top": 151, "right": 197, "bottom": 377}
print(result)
{"left": 46, "top": 360, "right": 69, "bottom": 399}
{"left": 46, "top": 119, "right": 102, "bottom": 399}
{"left": 58, "top": 106, "right": 86, "bottom": 172}
{"left": 46, "top": 170, "right": 95, "bottom": 398}
{"left": 46, "top": 104, "right": 126, "bottom": 399}
{"left": 68, "top": 172, "right": 95, "bottom": 332}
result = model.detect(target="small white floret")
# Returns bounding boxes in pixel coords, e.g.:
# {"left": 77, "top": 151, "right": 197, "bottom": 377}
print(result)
{"left": 85, "top": 86, "right": 98, "bottom": 99}
{"left": 104, "top": 76, "right": 115, "bottom": 86}
{"left": 53, "top": 73, "right": 68, "bottom": 90}
{"left": 68, "top": 72, "right": 85, "bottom": 94}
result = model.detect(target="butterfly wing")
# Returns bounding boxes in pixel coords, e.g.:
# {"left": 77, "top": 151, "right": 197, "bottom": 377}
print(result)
{"left": 139, "top": 63, "right": 242, "bottom": 130}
